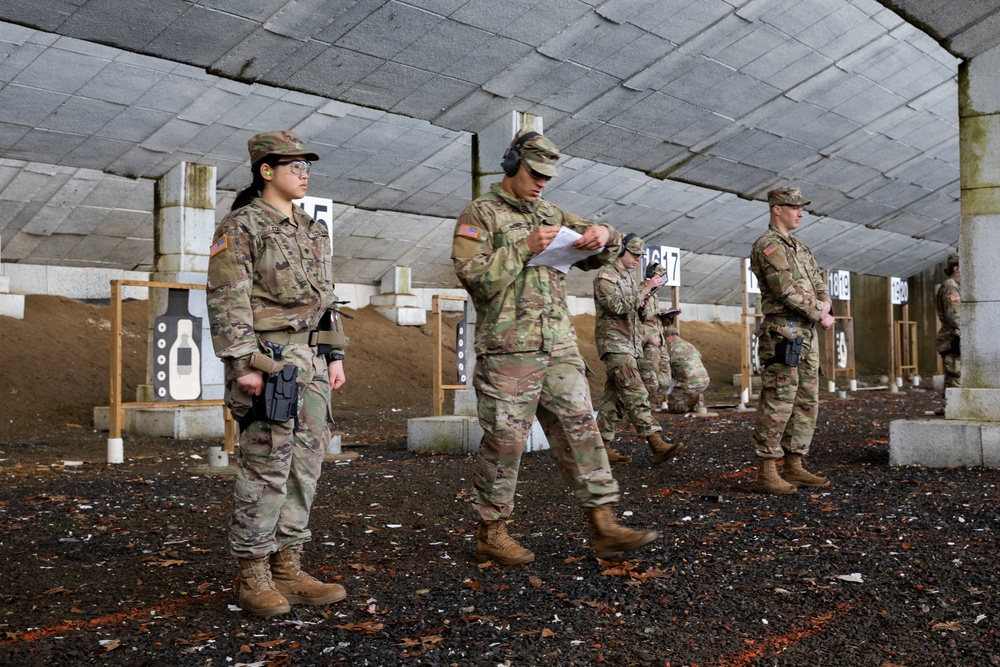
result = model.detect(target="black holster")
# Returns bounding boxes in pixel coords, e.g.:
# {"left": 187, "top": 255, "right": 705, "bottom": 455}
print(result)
{"left": 764, "top": 334, "right": 804, "bottom": 368}
{"left": 237, "top": 345, "right": 299, "bottom": 432}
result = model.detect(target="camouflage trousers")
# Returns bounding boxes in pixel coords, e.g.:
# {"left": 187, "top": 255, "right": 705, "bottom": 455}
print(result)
{"left": 667, "top": 379, "right": 708, "bottom": 413}
{"left": 657, "top": 351, "right": 673, "bottom": 404}
{"left": 942, "top": 353, "right": 961, "bottom": 388}
{"left": 595, "top": 352, "right": 662, "bottom": 441}
{"left": 637, "top": 342, "right": 661, "bottom": 408}
{"left": 225, "top": 344, "right": 330, "bottom": 559}
{"left": 472, "top": 350, "right": 619, "bottom": 523}
{"left": 751, "top": 323, "right": 819, "bottom": 459}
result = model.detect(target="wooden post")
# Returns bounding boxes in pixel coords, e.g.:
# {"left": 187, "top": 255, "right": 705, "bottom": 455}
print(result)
{"left": 109, "top": 280, "right": 124, "bottom": 440}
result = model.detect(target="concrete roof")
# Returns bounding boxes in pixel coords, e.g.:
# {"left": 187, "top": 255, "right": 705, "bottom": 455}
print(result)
{"left": 0, "top": 0, "right": 990, "bottom": 304}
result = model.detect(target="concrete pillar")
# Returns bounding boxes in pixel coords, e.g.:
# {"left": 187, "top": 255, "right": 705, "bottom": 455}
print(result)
{"left": 370, "top": 265, "right": 426, "bottom": 325}
{"left": 890, "top": 46, "right": 1000, "bottom": 468}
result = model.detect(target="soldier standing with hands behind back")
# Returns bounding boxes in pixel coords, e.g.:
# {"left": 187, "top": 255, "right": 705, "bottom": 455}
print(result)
{"left": 452, "top": 131, "right": 659, "bottom": 565}
{"left": 749, "top": 187, "right": 834, "bottom": 495}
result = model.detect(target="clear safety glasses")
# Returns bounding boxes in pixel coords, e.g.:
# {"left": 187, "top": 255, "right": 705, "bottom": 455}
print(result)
{"left": 275, "top": 159, "right": 311, "bottom": 176}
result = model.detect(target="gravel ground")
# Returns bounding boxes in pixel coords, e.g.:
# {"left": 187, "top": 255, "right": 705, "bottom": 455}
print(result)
{"left": 0, "top": 389, "right": 997, "bottom": 667}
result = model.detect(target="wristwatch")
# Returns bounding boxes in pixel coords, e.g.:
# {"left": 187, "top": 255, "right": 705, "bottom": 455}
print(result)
{"left": 327, "top": 352, "right": 345, "bottom": 363}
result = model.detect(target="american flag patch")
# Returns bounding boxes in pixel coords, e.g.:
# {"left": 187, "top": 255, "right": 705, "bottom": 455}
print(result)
{"left": 457, "top": 224, "right": 481, "bottom": 240}
{"left": 600, "top": 272, "right": 616, "bottom": 282}
{"left": 763, "top": 242, "right": 779, "bottom": 256}
{"left": 950, "top": 293, "right": 960, "bottom": 302}
{"left": 209, "top": 236, "right": 228, "bottom": 257}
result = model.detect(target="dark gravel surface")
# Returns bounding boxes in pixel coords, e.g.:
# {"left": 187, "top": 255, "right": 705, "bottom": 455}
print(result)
{"left": 1, "top": 389, "right": 997, "bottom": 667}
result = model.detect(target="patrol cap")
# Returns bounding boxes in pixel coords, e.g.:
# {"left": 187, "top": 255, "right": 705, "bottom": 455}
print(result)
{"left": 518, "top": 133, "right": 560, "bottom": 178}
{"left": 248, "top": 130, "right": 320, "bottom": 165}
{"left": 767, "top": 186, "right": 810, "bottom": 206}
{"left": 946, "top": 252, "right": 959, "bottom": 269}
{"left": 624, "top": 235, "right": 646, "bottom": 255}
{"left": 663, "top": 324, "right": 679, "bottom": 336}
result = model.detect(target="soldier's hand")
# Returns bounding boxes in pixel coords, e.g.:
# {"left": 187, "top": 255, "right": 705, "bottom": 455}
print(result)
{"left": 328, "top": 360, "right": 346, "bottom": 390}
{"left": 574, "top": 224, "right": 610, "bottom": 250}
{"left": 820, "top": 313, "right": 835, "bottom": 330}
{"left": 526, "top": 225, "right": 561, "bottom": 254}
{"left": 236, "top": 371, "right": 264, "bottom": 397}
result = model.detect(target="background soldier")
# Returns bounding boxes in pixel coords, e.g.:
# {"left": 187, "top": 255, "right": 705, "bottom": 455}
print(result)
{"left": 452, "top": 131, "right": 658, "bottom": 565}
{"left": 207, "top": 131, "right": 348, "bottom": 616}
{"left": 594, "top": 235, "right": 683, "bottom": 465}
{"left": 935, "top": 252, "right": 961, "bottom": 389}
{"left": 662, "top": 324, "right": 710, "bottom": 414}
{"left": 749, "top": 186, "right": 834, "bottom": 495}
{"left": 638, "top": 265, "right": 666, "bottom": 414}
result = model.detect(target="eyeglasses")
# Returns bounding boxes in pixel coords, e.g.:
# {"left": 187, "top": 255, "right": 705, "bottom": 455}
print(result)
{"left": 274, "top": 160, "right": 311, "bottom": 176}
{"left": 527, "top": 166, "right": 552, "bottom": 181}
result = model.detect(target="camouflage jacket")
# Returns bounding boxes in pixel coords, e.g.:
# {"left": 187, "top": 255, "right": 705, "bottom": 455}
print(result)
{"left": 667, "top": 336, "right": 709, "bottom": 390}
{"left": 594, "top": 261, "right": 644, "bottom": 358}
{"left": 639, "top": 297, "right": 662, "bottom": 347}
{"left": 935, "top": 276, "right": 960, "bottom": 351}
{"left": 750, "top": 225, "right": 828, "bottom": 326}
{"left": 206, "top": 198, "right": 345, "bottom": 380}
{"left": 452, "top": 183, "right": 621, "bottom": 357}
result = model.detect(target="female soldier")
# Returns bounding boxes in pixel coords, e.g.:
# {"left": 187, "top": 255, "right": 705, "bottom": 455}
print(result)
{"left": 207, "top": 130, "right": 347, "bottom": 616}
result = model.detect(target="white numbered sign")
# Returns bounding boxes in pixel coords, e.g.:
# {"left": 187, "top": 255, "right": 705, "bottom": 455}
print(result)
{"left": 644, "top": 245, "right": 681, "bottom": 286}
{"left": 890, "top": 277, "right": 908, "bottom": 305}
{"left": 744, "top": 258, "right": 760, "bottom": 294}
{"left": 828, "top": 269, "right": 850, "bottom": 301}
{"left": 295, "top": 195, "right": 335, "bottom": 256}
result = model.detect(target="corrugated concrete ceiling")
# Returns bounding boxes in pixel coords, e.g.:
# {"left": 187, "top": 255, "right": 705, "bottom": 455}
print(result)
{"left": 0, "top": 0, "right": 992, "bottom": 304}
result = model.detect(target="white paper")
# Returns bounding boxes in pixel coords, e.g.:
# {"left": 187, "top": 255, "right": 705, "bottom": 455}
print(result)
{"left": 526, "top": 226, "right": 604, "bottom": 274}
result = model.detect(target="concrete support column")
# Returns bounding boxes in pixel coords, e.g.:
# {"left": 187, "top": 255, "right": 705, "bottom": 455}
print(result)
{"left": 890, "top": 47, "right": 1000, "bottom": 468}
{"left": 145, "top": 161, "right": 223, "bottom": 403}
{"left": 0, "top": 244, "right": 26, "bottom": 319}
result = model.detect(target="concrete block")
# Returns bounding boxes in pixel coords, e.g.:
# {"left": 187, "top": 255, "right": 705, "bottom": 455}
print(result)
{"left": 379, "top": 266, "right": 413, "bottom": 294}
{"left": 369, "top": 293, "right": 421, "bottom": 308}
{"left": 375, "top": 305, "right": 426, "bottom": 326}
{"left": 982, "top": 425, "right": 1000, "bottom": 468}
{"left": 407, "top": 415, "right": 480, "bottom": 455}
{"left": 93, "top": 404, "right": 226, "bottom": 438}
{"left": 453, "top": 389, "right": 477, "bottom": 417}
{"left": 0, "top": 293, "right": 25, "bottom": 319}
{"left": 933, "top": 374, "right": 945, "bottom": 391}
{"left": 948, "top": 387, "right": 1000, "bottom": 421}
{"left": 0, "top": 275, "right": 9, "bottom": 292}
{"left": 889, "top": 418, "right": 985, "bottom": 468}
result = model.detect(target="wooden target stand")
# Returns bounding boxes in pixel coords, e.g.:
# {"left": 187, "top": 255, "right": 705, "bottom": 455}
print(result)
{"left": 739, "top": 259, "right": 762, "bottom": 410}
{"left": 888, "top": 277, "right": 918, "bottom": 388}
{"left": 819, "top": 270, "right": 856, "bottom": 393}
{"left": 107, "top": 279, "right": 234, "bottom": 464}
{"left": 432, "top": 294, "right": 469, "bottom": 416}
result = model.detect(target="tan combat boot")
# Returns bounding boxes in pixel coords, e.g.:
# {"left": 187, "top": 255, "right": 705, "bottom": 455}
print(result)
{"left": 237, "top": 557, "right": 291, "bottom": 617}
{"left": 270, "top": 546, "right": 347, "bottom": 606}
{"left": 476, "top": 520, "right": 535, "bottom": 565}
{"left": 782, "top": 454, "right": 830, "bottom": 488}
{"left": 604, "top": 439, "right": 632, "bottom": 464}
{"left": 648, "top": 432, "right": 685, "bottom": 464}
{"left": 755, "top": 458, "right": 797, "bottom": 495}
{"left": 586, "top": 505, "right": 659, "bottom": 559}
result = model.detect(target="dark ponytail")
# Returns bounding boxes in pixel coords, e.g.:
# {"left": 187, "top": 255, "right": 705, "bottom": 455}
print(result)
{"left": 231, "top": 158, "right": 274, "bottom": 211}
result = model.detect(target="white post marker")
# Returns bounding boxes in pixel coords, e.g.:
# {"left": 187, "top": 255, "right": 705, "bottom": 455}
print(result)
{"left": 107, "top": 437, "right": 124, "bottom": 464}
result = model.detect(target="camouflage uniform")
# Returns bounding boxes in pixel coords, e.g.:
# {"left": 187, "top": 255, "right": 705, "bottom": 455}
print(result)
{"left": 665, "top": 333, "right": 709, "bottom": 413}
{"left": 637, "top": 290, "right": 664, "bottom": 406}
{"left": 749, "top": 210, "right": 828, "bottom": 460}
{"left": 207, "top": 196, "right": 346, "bottom": 560}
{"left": 593, "top": 253, "right": 663, "bottom": 442}
{"left": 935, "top": 255, "right": 960, "bottom": 388}
{"left": 452, "top": 175, "right": 623, "bottom": 523}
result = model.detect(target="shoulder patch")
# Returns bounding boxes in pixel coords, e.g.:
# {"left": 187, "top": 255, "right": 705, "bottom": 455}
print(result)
{"left": 600, "top": 272, "right": 616, "bottom": 282}
{"left": 456, "top": 224, "right": 482, "bottom": 240}
{"left": 763, "top": 242, "right": 779, "bottom": 256}
{"left": 950, "top": 293, "right": 960, "bottom": 302}
{"left": 209, "top": 235, "right": 228, "bottom": 258}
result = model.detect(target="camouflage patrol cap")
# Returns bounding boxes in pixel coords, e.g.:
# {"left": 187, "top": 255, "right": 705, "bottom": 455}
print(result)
{"left": 767, "top": 186, "right": 810, "bottom": 206}
{"left": 518, "top": 133, "right": 560, "bottom": 178}
{"left": 663, "top": 324, "right": 680, "bottom": 336}
{"left": 650, "top": 263, "right": 666, "bottom": 276}
{"left": 624, "top": 235, "right": 646, "bottom": 255}
{"left": 946, "top": 252, "right": 959, "bottom": 269}
{"left": 248, "top": 130, "right": 320, "bottom": 165}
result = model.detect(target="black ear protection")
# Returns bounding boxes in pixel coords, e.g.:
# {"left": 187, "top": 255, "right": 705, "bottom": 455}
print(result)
{"left": 620, "top": 232, "right": 638, "bottom": 257}
{"left": 501, "top": 131, "right": 541, "bottom": 177}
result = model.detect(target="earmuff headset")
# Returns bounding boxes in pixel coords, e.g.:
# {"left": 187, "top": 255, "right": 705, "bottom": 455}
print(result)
{"left": 501, "top": 131, "right": 541, "bottom": 177}
{"left": 620, "top": 232, "right": 638, "bottom": 257}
